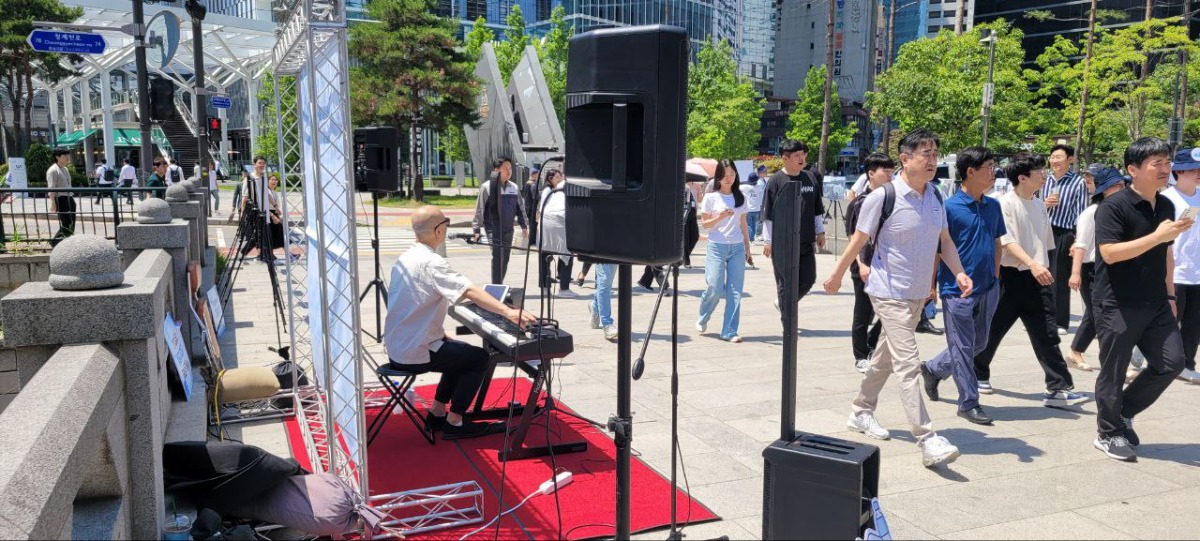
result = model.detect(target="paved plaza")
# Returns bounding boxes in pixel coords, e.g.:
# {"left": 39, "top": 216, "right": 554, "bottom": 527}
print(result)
{"left": 218, "top": 221, "right": 1200, "bottom": 540}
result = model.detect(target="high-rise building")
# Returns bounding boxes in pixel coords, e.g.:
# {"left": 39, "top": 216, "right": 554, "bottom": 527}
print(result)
{"left": 740, "top": 0, "right": 778, "bottom": 92}
{"left": 883, "top": 0, "right": 973, "bottom": 61}
{"left": 974, "top": 0, "right": 1198, "bottom": 65}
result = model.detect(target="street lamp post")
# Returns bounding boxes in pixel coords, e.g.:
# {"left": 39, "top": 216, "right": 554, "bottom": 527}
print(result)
{"left": 980, "top": 28, "right": 998, "bottom": 147}
{"left": 186, "top": 0, "right": 208, "bottom": 175}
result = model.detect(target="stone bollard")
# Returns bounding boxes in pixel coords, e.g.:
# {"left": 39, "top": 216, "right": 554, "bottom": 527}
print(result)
{"left": 181, "top": 180, "right": 211, "bottom": 266}
{"left": 1, "top": 236, "right": 174, "bottom": 540}
{"left": 166, "top": 184, "right": 203, "bottom": 269}
{"left": 118, "top": 199, "right": 197, "bottom": 359}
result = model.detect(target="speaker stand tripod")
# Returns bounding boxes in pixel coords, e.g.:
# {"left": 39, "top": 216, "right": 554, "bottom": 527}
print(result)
{"left": 359, "top": 192, "right": 388, "bottom": 342}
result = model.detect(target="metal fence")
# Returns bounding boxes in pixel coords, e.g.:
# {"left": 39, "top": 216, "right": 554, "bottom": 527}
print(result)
{"left": 0, "top": 187, "right": 164, "bottom": 253}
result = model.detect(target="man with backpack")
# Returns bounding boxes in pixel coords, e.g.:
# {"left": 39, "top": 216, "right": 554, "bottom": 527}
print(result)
{"left": 919, "top": 147, "right": 1007, "bottom": 425}
{"left": 843, "top": 153, "right": 894, "bottom": 373}
{"left": 94, "top": 158, "right": 113, "bottom": 204}
{"left": 823, "top": 129, "right": 974, "bottom": 468}
{"left": 167, "top": 157, "right": 185, "bottom": 184}
{"left": 972, "top": 152, "right": 1090, "bottom": 408}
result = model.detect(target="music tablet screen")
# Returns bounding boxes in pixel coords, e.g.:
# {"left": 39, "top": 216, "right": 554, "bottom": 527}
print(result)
{"left": 484, "top": 284, "right": 510, "bottom": 303}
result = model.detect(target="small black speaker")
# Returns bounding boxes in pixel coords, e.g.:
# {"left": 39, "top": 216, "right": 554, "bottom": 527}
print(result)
{"left": 354, "top": 126, "right": 399, "bottom": 192}
{"left": 563, "top": 25, "right": 688, "bottom": 266}
{"left": 762, "top": 432, "right": 880, "bottom": 540}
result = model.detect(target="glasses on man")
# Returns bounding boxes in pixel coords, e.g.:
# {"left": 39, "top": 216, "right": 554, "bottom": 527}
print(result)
{"left": 908, "top": 149, "right": 938, "bottom": 159}
{"left": 153, "top": 162, "right": 166, "bottom": 167}
{"left": 435, "top": 218, "right": 451, "bottom": 231}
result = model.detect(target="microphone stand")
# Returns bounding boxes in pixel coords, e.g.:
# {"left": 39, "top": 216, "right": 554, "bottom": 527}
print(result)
{"left": 358, "top": 191, "right": 387, "bottom": 342}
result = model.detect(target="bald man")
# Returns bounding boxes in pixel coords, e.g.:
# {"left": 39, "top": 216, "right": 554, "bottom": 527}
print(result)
{"left": 384, "top": 206, "right": 537, "bottom": 438}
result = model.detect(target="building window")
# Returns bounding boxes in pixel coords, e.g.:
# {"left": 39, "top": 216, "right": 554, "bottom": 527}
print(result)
{"left": 928, "top": 25, "right": 941, "bottom": 34}
{"left": 810, "top": 43, "right": 814, "bottom": 49}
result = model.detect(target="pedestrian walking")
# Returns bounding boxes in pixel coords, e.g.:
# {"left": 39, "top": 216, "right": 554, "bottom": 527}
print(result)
{"left": 94, "top": 158, "right": 113, "bottom": 204}
{"left": 844, "top": 152, "right": 893, "bottom": 373}
{"left": 1162, "top": 147, "right": 1200, "bottom": 383}
{"left": 537, "top": 167, "right": 573, "bottom": 295}
{"left": 972, "top": 152, "right": 1089, "bottom": 407}
{"left": 742, "top": 165, "right": 768, "bottom": 243}
{"left": 587, "top": 261, "right": 618, "bottom": 342}
{"left": 919, "top": 147, "right": 1007, "bottom": 426}
{"left": 147, "top": 159, "right": 168, "bottom": 199}
{"left": 1091, "top": 137, "right": 1193, "bottom": 461}
{"left": 1066, "top": 164, "right": 1123, "bottom": 371}
{"left": 119, "top": 158, "right": 137, "bottom": 205}
{"left": 824, "top": 129, "right": 974, "bottom": 468}
{"left": 1044, "top": 144, "right": 1089, "bottom": 334}
{"left": 762, "top": 139, "right": 826, "bottom": 314}
{"left": 696, "top": 159, "right": 753, "bottom": 342}
{"left": 471, "top": 157, "right": 527, "bottom": 284}
{"left": 47, "top": 148, "right": 75, "bottom": 247}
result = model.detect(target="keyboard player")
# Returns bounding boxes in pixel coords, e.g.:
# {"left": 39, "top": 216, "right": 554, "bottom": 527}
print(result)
{"left": 384, "top": 205, "right": 538, "bottom": 439}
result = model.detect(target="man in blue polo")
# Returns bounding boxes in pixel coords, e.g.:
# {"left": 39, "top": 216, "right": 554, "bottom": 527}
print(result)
{"left": 920, "top": 147, "right": 1006, "bottom": 425}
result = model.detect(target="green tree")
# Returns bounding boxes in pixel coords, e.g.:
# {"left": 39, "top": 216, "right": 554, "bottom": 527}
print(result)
{"left": 349, "top": 0, "right": 479, "bottom": 201}
{"left": 686, "top": 39, "right": 764, "bottom": 159}
{"left": 1089, "top": 19, "right": 1195, "bottom": 142}
{"left": 868, "top": 21, "right": 1032, "bottom": 154}
{"left": 255, "top": 72, "right": 300, "bottom": 172}
{"left": 0, "top": 0, "right": 83, "bottom": 154}
{"left": 23, "top": 141, "right": 52, "bottom": 187}
{"left": 463, "top": 16, "right": 494, "bottom": 60}
{"left": 788, "top": 65, "right": 857, "bottom": 170}
{"left": 535, "top": 5, "right": 571, "bottom": 130}
{"left": 494, "top": 5, "right": 528, "bottom": 86}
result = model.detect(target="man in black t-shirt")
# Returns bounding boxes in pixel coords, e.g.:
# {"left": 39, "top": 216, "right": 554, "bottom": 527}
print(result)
{"left": 761, "top": 139, "right": 827, "bottom": 310}
{"left": 1092, "top": 137, "right": 1195, "bottom": 462}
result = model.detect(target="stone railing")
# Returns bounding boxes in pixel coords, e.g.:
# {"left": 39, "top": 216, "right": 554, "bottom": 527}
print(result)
{"left": 0, "top": 242, "right": 184, "bottom": 540}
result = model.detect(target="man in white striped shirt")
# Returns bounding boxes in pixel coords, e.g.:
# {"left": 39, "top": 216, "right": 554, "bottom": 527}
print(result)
{"left": 1044, "top": 144, "right": 1090, "bottom": 334}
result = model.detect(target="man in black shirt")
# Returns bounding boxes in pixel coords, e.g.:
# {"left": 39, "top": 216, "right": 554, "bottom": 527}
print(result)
{"left": 1092, "top": 137, "right": 1195, "bottom": 462}
{"left": 761, "top": 139, "right": 826, "bottom": 311}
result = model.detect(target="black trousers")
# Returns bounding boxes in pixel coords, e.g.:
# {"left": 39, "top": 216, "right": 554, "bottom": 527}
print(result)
{"left": 639, "top": 266, "right": 666, "bottom": 289}
{"left": 95, "top": 183, "right": 114, "bottom": 203}
{"left": 1049, "top": 226, "right": 1075, "bottom": 330}
{"left": 1095, "top": 300, "right": 1185, "bottom": 437}
{"left": 391, "top": 339, "right": 489, "bottom": 416}
{"left": 683, "top": 207, "right": 700, "bottom": 267}
{"left": 850, "top": 268, "right": 882, "bottom": 361}
{"left": 121, "top": 179, "right": 135, "bottom": 204}
{"left": 1176, "top": 283, "right": 1200, "bottom": 371}
{"left": 578, "top": 261, "right": 592, "bottom": 280}
{"left": 485, "top": 226, "right": 515, "bottom": 284}
{"left": 974, "top": 266, "right": 1075, "bottom": 391}
{"left": 1071, "top": 262, "right": 1097, "bottom": 353}
{"left": 774, "top": 251, "right": 816, "bottom": 307}
{"left": 51, "top": 195, "right": 76, "bottom": 246}
{"left": 539, "top": 253, "right": 574, "bottom": 291}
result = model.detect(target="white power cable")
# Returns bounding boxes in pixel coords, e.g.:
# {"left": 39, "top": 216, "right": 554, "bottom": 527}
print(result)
{"left": 458, "top": 472, "right": 573, "bottom": 541}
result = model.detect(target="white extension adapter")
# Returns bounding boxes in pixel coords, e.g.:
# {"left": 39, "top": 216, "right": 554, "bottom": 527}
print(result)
{"left": 538, "top": 471, "right": 574, "bottom": 495}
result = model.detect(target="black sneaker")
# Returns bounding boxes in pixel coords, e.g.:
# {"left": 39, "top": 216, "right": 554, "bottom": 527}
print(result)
{"left": 915, "top": 319, "right": 945, "bottom": 335}
{"left": 1123, "top": 417, "right": 1140, "bottom": 447}
{"left": 441, "top": 420, "right": 500, "bottom": 440}
{"left": 957, "top": 406, "right": 994, "bottom": 425}
{"left": 920, "top": 363, "right": 940, "bottom": 402}
{"left": 424, "top": 412, "right": 446, "bottom": 432}
{"left": 1094, "top": 435, "right": 1137, "bottom": 462}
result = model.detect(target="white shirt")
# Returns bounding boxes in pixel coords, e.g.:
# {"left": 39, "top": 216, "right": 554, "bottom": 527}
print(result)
{"left": 700, "top": 192, "right": 747, "bottom": 244}
{"left": 538, "top": 185, "right": 569, "bottom": 255}
{"left": 740, "top": 178, "right": 766, "bottom": 212}
{"left": 95, "top": 164, "right": 111, "bottom": 184}
{"left": 384, "top": 243, "right": 472, "bottom": 365}
{"left": 539, "top": 185, "right": 566, "bottom": 218}
{"left": 119, "top": 164, "right": 137, "bottom": 182}
{"left": 850, "top": 173, "right": 868, "bottom": 196}
{"left": 999, "top": 191, "right": 1055, "bottom": 270}
{"left": 1163, "top": 186, "right": 1200, "bottom": 285}
{"left": 1072, "top": 205, "right": 1099, "bottom": 264}
{"left": 167, "top": 163, "right": 184, "bottom": 183}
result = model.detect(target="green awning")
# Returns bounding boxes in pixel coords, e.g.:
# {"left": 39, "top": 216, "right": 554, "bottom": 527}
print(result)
{"left": 52, "top": 129, "right": 97, "bottom": 148}
{"left": 112, "top": 127, "right": 169, "bottom": 148}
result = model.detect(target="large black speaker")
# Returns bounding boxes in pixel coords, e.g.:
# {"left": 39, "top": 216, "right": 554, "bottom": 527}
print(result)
{"left": 149, "top": 78, "right": 175, "bottom": 121}
{"left": 563, "top": 25, "right": 688, "bottom": 266}
{"left": 762, "top": 432, "right": 880, "bottom": 540}
{"left": 354, "top": 126, "right": 399, "bottom": 192}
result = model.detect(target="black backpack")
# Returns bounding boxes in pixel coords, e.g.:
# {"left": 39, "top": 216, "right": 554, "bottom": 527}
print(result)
{"left": 859, "top": 182, "right": 944, "bottom": 265}
{"left": 170, "top": 165, "right": 182, "bottom": 183}
{"left": 103, "top": 166, "right": 115, "bottom": 182}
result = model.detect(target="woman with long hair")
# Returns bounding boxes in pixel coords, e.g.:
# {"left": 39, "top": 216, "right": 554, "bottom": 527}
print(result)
{"left": 696, "top": 159, "right": 753, "bottom": 342}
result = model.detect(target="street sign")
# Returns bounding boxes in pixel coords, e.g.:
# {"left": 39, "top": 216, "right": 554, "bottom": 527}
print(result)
{"left": 27, "top": 30, "right": 106, "bottom": 55}
{"left": 210, "top": 95, "right": 232, "bottom": 109}
{"left": 145, "top": 12, "right": 181, "bottom": 70}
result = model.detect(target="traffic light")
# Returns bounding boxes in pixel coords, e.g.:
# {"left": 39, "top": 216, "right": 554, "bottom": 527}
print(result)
{"left": 207, "top": 116, "right": 222, "bottom": 134}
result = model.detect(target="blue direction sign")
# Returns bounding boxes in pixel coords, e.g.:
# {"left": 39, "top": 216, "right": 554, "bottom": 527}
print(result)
{"left": 27, "top": 30, "right": 106, "bottom": 55}
{"left": 210, "top": 95, "right": 232, "bottom": 109}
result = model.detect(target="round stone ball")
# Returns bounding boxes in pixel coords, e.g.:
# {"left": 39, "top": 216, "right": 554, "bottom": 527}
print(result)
{"left": 48, "top": 235, "right": 124, "bottom": 290}
{"left": 164, "top": 183, "right": 190, "bottom": 202}
{"left": 136, "top": 198, "right": 173, "bottom": 224}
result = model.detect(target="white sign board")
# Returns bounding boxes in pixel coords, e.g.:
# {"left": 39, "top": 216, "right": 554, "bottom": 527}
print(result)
{"left": 6, "top": 158, "right": 27, "bottom": 194}
{"left": 164, "top": 312, "right": 193, "bottom": 401}
{"left": 206, "top": 286, "right": 225, "bottom": 336}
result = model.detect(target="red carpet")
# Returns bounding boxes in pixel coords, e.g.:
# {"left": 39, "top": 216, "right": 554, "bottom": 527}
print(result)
{"left": 284, "top": 378, "right": 719, "bottom": 540}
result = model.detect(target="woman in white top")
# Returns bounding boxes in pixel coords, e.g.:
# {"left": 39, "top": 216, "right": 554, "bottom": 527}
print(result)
{"left": 537, "top": 168, "right": 573, "bottom": 294}
{"left": 1067, "top": 167, "right": 1125, "bottom": 371}
{"left": 696, "top": 159, "right": 753, "bottom": 342}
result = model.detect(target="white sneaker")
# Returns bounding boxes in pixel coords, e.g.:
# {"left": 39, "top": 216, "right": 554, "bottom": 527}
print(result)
{"left": 695, "top": 320, "right": 707, "bottom": 333}
{"left": 773, "top": 299, "right": 780, "bottom": 312}
{"left": 920, "top": 434, "right": 961, "bottom": 467}
{"left": 1179, "top": 368, "right": 1200, "bottom": 383}
{"left": 603, "top": 324, "right": 618, "bottom": 342}
{"left": 855, "top": 359, "right": 870, "bottom": 374}
{"left": 1131, "top": 349, "right": 1146, "bottom": 370}
{"left": 846, "top": 412, "right": 890, "bottom": 440}
{"left": 587, "top": 304, "right": 601, "bottom": 329}
{"left": 1057, "top": 327, "right": 1068, "bottom": 336}
{"left": 977, "top": 380, "right": 995, "bottom": 394}
{"left": 558, "top": 289, "right": 577, "bottom": 298}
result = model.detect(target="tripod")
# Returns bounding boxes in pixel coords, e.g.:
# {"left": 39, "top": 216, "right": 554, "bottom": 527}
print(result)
{"left": 359, "top": 192, "right": 388, "bottom": 342}
{"left": 217, "top": 195, "right": 288, "bottom": 346}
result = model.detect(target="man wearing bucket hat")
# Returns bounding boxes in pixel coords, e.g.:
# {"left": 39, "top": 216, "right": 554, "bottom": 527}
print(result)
{"left": 1163, "top": 147, "right": 1200, "bottom": 383}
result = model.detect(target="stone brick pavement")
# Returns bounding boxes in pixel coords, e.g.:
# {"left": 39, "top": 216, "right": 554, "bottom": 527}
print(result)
{"left": 220, "top": 224, "right": 1200, "bottom": 540}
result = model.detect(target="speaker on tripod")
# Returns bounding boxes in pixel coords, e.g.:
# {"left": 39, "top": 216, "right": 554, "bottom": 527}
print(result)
{"left": 354, "top": 127, "right": 400, "bottom": 193}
